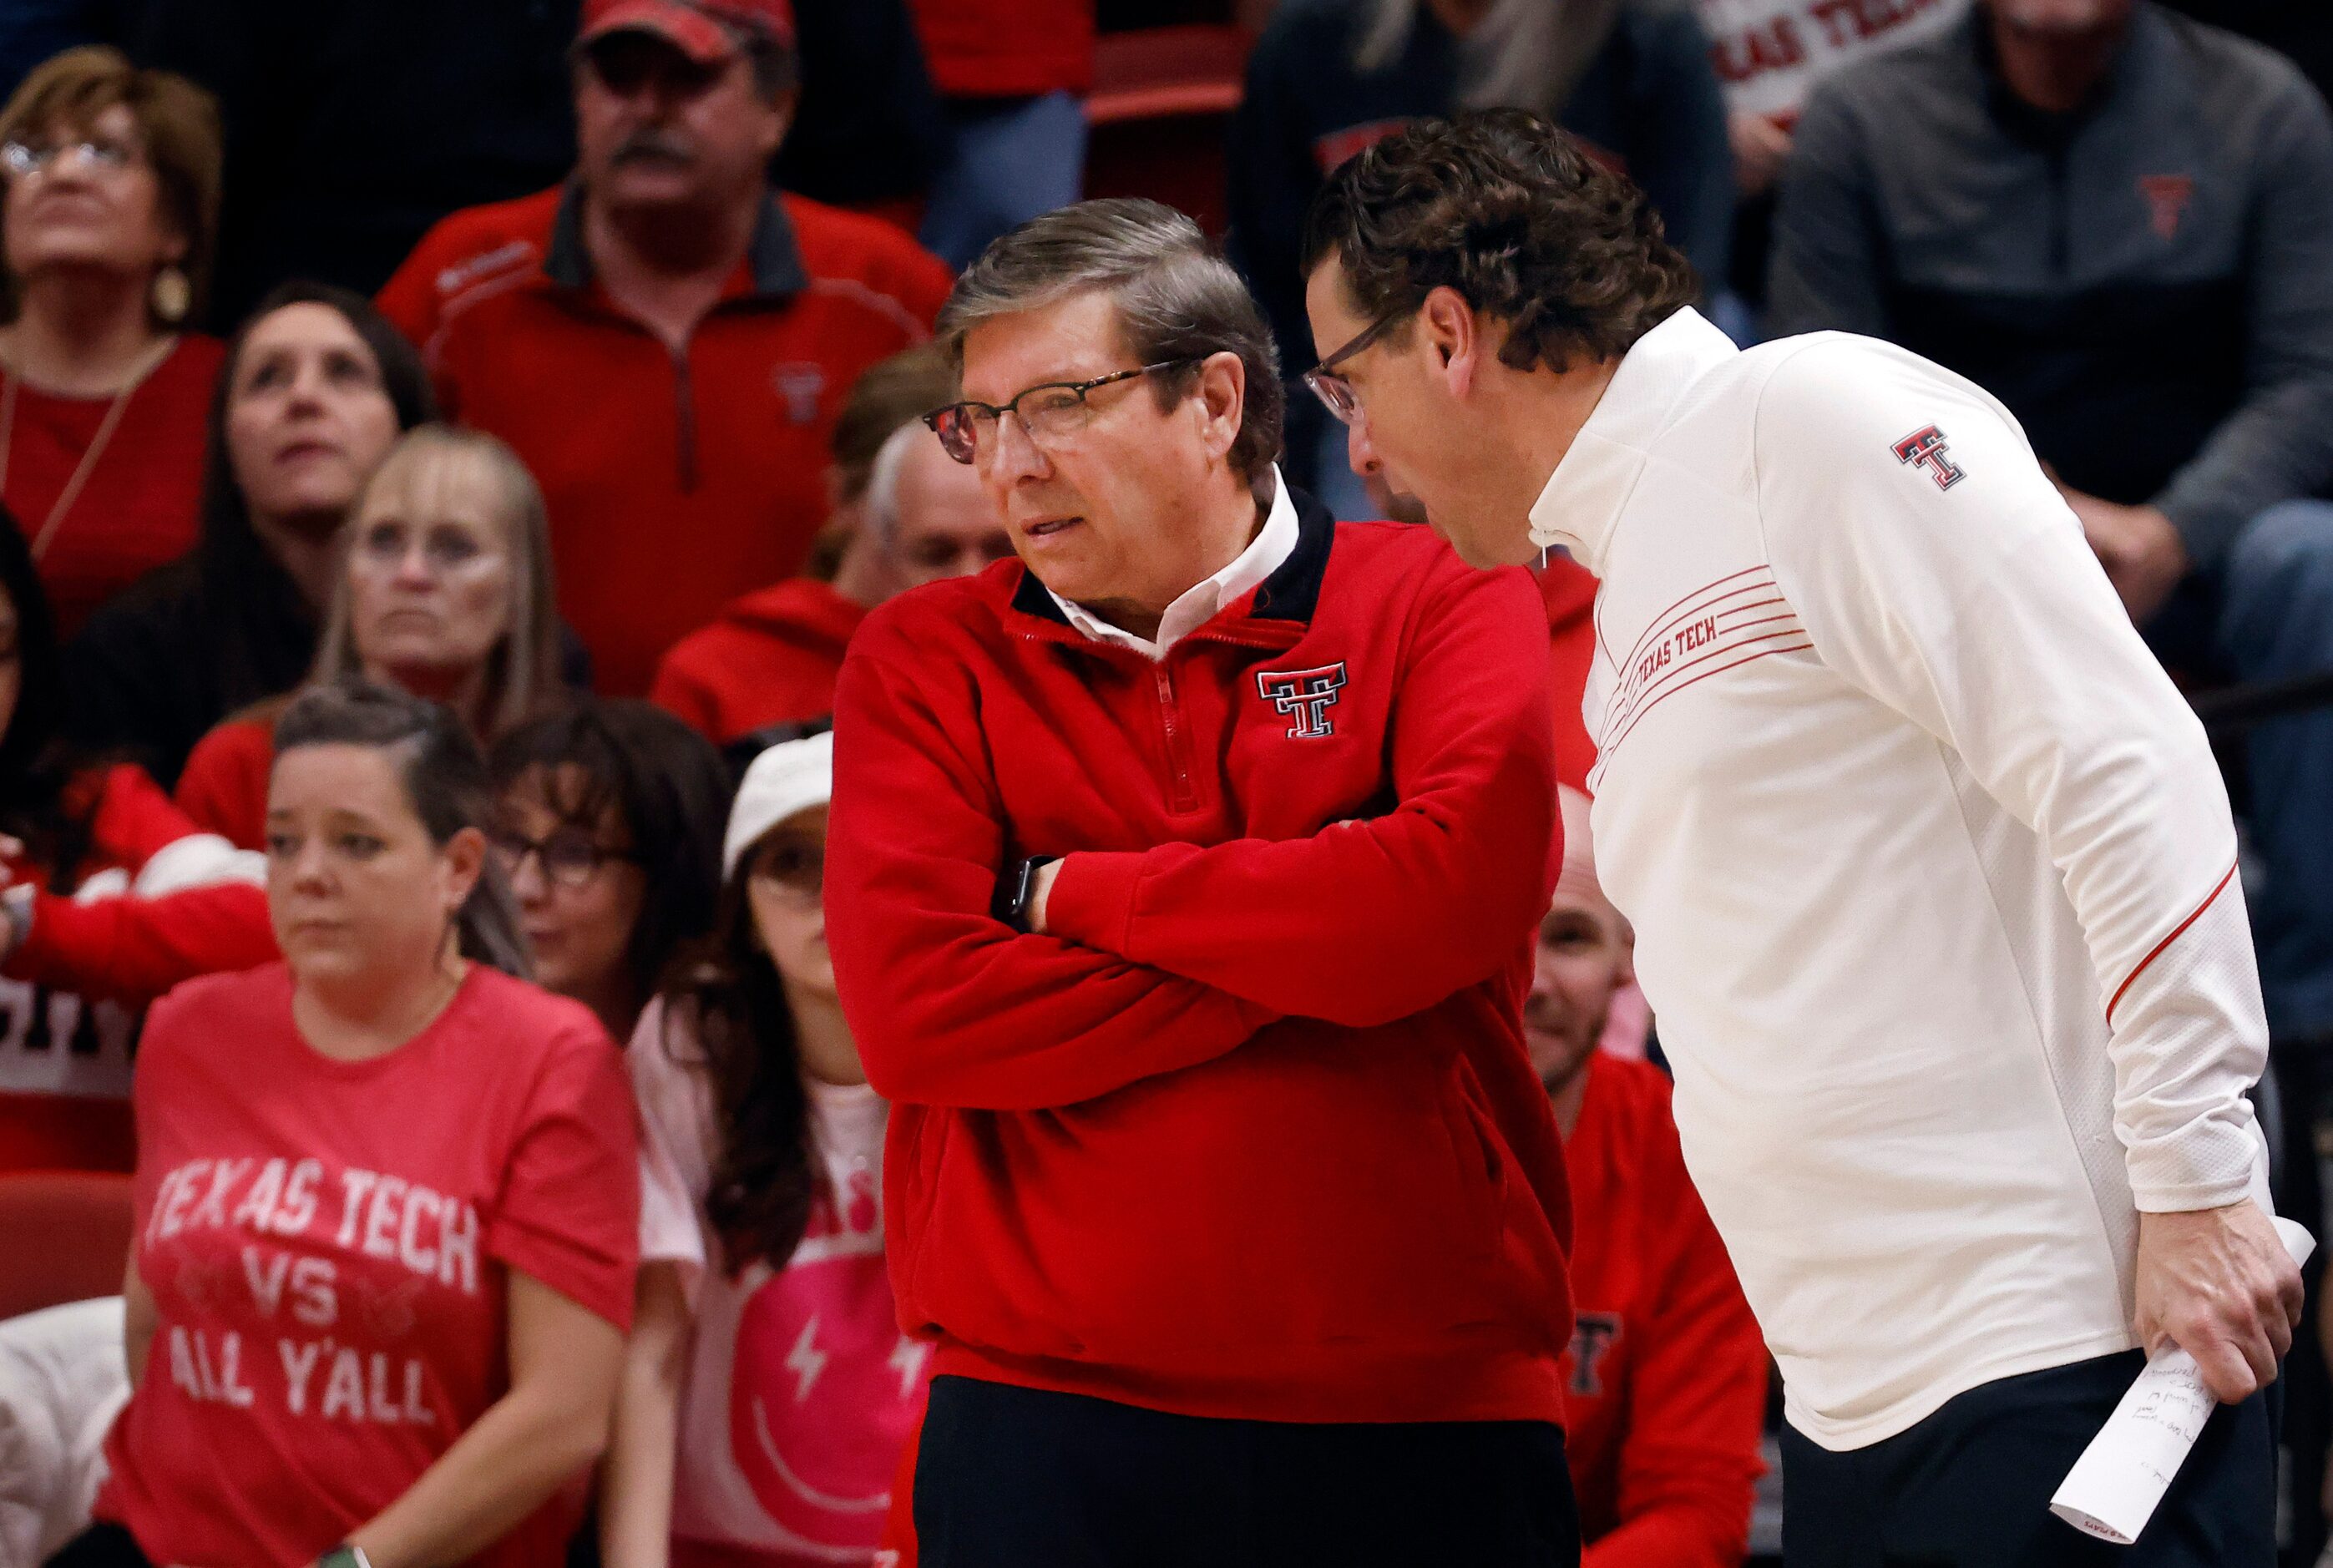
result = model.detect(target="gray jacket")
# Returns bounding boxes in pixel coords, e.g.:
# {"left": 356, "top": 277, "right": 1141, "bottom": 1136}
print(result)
{"left": 1769, "top": 3, "right": 2333, "bottom": 568}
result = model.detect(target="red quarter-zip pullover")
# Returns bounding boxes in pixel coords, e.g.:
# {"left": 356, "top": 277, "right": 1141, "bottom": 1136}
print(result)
{"left": 826, "top": 497, "right": 1572, "bottom": 1425}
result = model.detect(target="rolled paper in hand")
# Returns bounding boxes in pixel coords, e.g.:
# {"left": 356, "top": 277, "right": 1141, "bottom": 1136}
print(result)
{"left": 2048, "top": 1216, "right": 2315, "bottom": 1545}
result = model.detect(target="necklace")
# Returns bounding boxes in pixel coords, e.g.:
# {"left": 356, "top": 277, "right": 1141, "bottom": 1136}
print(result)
{"left": 0, "top": 333, "right": 180, "bottom": 561}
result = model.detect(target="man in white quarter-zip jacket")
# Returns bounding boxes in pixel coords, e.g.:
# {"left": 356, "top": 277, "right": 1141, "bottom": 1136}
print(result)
{"left": 1298, "top": 108, "right": 2305, "bottom": 1566}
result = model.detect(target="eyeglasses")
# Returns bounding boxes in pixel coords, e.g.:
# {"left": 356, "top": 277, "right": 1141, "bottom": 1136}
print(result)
{"left": 925, "top": 359, "right": 1197, "bottom": 466}
{"left": 0, "top": 136, "right": 138, "bottom": 180}
{"left": 751, "top": 837, "right": 824, "bottom": 901}
{"left": 1302, "top": 308, "right": 1410, "bottom": 427}
{"left": 489, "top": 827, "right": 640, "bottom": 889}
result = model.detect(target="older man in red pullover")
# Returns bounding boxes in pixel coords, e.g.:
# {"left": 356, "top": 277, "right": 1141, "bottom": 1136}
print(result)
{"left": 824, "top": 198, "right": 1576, "bottom": 1566}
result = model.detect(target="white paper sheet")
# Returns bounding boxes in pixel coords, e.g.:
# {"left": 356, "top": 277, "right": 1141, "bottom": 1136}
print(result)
{"left": 2049, "top": 1216, "right": 2315, "bottom": 1545}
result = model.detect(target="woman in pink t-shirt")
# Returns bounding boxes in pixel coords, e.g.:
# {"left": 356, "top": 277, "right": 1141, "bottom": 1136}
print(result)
{"left": 603, "top": 730, "right": 929, "bottom": 1568}
{"left": 53, "top": 677, "right": 640, "bottom": 1568}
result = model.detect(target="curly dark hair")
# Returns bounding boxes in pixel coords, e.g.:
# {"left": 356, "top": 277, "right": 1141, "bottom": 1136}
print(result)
{"left": 1299, "top": 109, "right": 1699, "bottom": 374}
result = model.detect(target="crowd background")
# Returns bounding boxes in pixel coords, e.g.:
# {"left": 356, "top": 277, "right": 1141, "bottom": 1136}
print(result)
{"left": 0, "top": 0, "right": 2327, "bottom": 1565}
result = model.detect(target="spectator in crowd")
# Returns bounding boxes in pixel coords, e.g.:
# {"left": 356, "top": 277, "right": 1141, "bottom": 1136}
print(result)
{"left": 1767, "top": 0, "right": 2333, "bottom": 1040}
{"left": 654, "top": 421, "right": 1010, "bottom": 746}
{"left": 488, "top": 699, "right": 730, "bottom": 1044}
{"left": 376, "top": 0, "right": 954, "bottom": 698}
{"left": 62, "top": 281, "right": 433, "bottom": 789}
{"left": 1229, "top": 0, "right": 1733, "bottom": 513}
{"left": 825, "top": 200, "right": 1574, "bottom": 1561}
{"left": 1693, "top": 0, "right": 1966, "bottom": 313}
{"left": 172, "top": 424, "right": 569, "bottom": 852}
{"left": 53, "top": 679, "right": 640, "bottom": 1568}
{"left": 605, "top": 730, "right": 930, "bottom": 1568}
{"left": 1532, "top": 787, "right": 1767, "bottom": 1567}
{"left": 1697, "top": 0, "right": 1966, "bottom": 201}
{"left": 908, "top": 0, "right": 1096, "bottom": 268}
{"left": 0, "top": 503, "right": 272, "bottom": 1176}
{"left": 650, "top": 345, "right": 950, "bottom": 742}
{"left": 0, "top": 46, "right": 224, "bottom": 637}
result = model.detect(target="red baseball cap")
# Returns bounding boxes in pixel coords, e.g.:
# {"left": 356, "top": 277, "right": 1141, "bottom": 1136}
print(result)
{"left": 578, "top": 0, "right": 796, "bottom": 63}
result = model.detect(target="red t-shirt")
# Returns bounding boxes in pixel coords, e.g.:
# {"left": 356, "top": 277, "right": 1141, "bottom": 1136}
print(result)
{"left": 377, "top": 187, "right": 952, "bottom": 697}
{"left": 2, "top": 335, "right": 224, "bottom": 640}
{"left": 95, "top": 962, "right": 640, "bottom": 1568}
{"left": 1559, "top": 1053, "right": 1767, "bottom": 1567}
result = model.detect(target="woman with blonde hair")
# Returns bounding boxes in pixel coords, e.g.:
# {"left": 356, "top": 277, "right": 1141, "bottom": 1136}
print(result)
{"left": 0, "top": 46, "right": 225, "bottom": 635}
{"left": 174, "top": 424, "right": 569, "bottom": 849}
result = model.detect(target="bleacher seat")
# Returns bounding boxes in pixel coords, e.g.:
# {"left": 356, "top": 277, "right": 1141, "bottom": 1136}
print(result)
{"left": 0, "top": 1173, "right": 134, "bottom": 1321}
{"left": 1084, "top": 24, "right": 1250, "bottom": 235}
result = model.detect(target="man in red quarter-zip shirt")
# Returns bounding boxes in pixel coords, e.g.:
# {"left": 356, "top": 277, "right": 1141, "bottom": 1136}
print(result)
{"left": 823, "top": 198, "right": 1578, "bottom": 1568}
{"left": 376, "top": 0, "right": 953, "bottom": 695}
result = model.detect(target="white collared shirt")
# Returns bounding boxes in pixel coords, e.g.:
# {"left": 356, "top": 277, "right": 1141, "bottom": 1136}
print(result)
{"left": 1534, "top": 308, "right": 2269, "bottom": 1449}
{"left": 1050, "top": 465, "right": 1298, "bottom": 660}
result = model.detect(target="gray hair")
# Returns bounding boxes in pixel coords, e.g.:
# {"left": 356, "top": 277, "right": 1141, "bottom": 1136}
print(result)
{"left": 937, "top": 197, "right": 1283, "bottom": 508}
{"left": 862, "top": 417, "right": 931, "bottom": 550}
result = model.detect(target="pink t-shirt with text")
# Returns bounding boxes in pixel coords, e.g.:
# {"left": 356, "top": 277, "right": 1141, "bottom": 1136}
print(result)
{"left": 96, "top": 962, "right": 640, "bottom": 1568}
{"left": 632, "top": 999, "right": 929, "bottom": 1568}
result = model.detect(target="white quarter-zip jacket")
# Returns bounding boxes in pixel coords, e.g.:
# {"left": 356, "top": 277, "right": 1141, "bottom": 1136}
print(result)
{"left": 1531, "top": 307, "right": 2272, "bottom": 1449}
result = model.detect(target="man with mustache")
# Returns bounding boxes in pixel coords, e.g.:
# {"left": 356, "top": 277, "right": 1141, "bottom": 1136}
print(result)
{"left": 1301, "top": 110, "right": 2301, "bottom": 1565}
{"left": 377, "top": 0, "right": 953, "bottom": 696}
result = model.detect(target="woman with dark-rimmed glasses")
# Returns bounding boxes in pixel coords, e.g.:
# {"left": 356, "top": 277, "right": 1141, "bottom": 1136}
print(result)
{"left": 487, "top": 697, "right": 731, "bottom": 1047}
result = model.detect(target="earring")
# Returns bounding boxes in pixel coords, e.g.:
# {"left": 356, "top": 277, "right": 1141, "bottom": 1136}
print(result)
{"left": 150, "top": 266, "right": 190, "bottom": 325}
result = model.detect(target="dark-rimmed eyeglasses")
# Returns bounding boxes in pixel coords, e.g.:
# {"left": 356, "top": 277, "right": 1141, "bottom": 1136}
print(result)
{"left": 924, "top": 358, "right": 1198, "bottom": 465}
{"left": 1301, "top": 308, "right": 1409, "bottom": 427}
{"left": 489, "top": 827, "right": 641, "bottom": 889}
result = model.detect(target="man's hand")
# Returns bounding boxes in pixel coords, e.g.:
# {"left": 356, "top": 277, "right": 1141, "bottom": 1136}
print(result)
{"left": 1728, "top": 111, "right": 1794, "bottom": 200}
{"left": 1026, "top": 857, "right": 1065, "bottom": 935}
{"left": 2134, "top": 1201, "right": 2304, "bottom": 1404}
{"left": 2056, "top": 483, "right": 2189, "bottom": 625}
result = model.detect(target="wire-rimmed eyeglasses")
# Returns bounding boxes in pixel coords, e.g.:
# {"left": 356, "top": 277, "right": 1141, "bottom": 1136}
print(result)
{"left": 924, "top": 358, "right": 1198, "bottom": 465}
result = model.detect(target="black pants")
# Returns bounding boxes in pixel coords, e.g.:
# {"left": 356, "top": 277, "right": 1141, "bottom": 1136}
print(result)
{"left": 46, "top": 1524, "right": 150, "bottom": 1568}
{"left": 1782, "top": 1350, "right": 2277, "bottom": 1567}
{"left": 913, "top": 1374, "right": 1581, "bottom": 1567}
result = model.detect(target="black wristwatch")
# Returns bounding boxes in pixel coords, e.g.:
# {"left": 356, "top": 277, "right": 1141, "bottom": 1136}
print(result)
{"left": 994, "top": 855, "right": 1059, "bottom": 933}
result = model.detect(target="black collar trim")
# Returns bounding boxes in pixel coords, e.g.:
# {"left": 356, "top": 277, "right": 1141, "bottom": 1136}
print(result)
{"left": 1249, "top": 484, "right": 1335, "bottom": 623}
{"left": 544, "top": 182, "right": 808, "bottom": 299}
